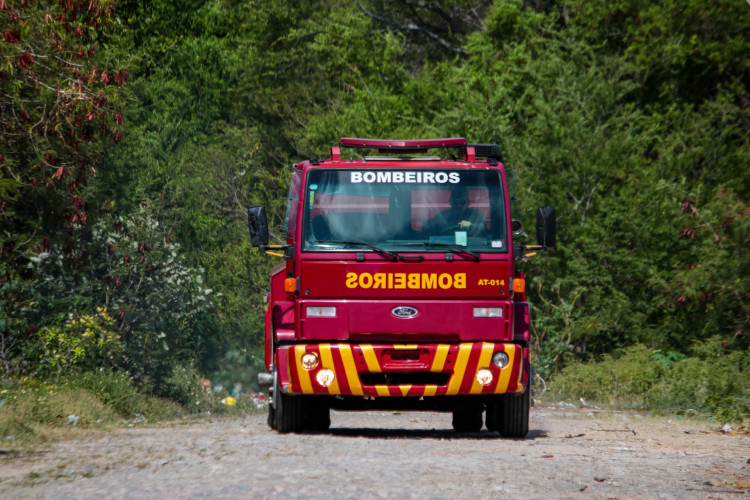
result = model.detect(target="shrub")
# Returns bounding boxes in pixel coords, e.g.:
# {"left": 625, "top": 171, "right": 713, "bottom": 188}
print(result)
{"left": 549, "top": 340, "right": 749, "bottom": 424}
{"left": 550, "top": 345, "right": 664, "bottom": 407}
{"left": 36, "top": 308, "right": 121, "bottom": 379}
{"left": 150, "top": 365, "right": 222, "bottom": 414}
{"left": 7, "top": 383, "right": 116, "bottom": 429}
{"left": 0, "top": 372, "right": 189, "bottom": 446}
{"left": 64, "top": 370, "right": 185, "bottom": 421}
{"left": 2, "top": 206, "right": 214, "bottom": 392}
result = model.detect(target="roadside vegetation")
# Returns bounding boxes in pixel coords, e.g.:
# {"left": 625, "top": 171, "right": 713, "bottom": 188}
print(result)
{"left": 547, "top": 341, "right": 749, "bottom": 424}
{"left": 1, "top": 0, "right": 748, "bottom": 434}
{"left": 0, "top": 370, "right": 257, "bottom": 447}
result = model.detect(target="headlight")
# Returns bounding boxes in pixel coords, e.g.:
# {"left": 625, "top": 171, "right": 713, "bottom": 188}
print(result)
{"left": 307, "top": 306, "right": 337, "bottom": 317}
{"left": 492, "top": 352, "right": 510, "bottom": 368}
{"left": 300, "top": 352, "right": 319, "bottom": 371}
{"left": 476, "top": 368, "right": 493, "bottom": 386}
{"left": 473, "top": 307, "right": 503, "bottom": 317}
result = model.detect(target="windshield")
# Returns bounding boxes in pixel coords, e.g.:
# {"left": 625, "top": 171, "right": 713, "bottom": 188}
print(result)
{"left": 302, "top": 168, "right": 507, "bottom": 253}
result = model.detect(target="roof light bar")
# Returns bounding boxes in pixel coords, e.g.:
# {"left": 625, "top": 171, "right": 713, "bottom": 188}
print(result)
{"left": 338, "top": 138, "right": 467, "bottom": 151}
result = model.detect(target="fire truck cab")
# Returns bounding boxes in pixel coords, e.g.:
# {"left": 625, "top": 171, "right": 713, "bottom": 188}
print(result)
{"left": 249, "top": 138, "right": 555, "bottom": 436}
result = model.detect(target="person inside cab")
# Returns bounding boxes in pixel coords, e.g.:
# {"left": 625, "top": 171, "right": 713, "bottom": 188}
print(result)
{"left": 424, "top": 185, "right": 486, "bottom": 237}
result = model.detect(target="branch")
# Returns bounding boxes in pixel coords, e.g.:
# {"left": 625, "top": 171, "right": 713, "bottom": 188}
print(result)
{"left": 355, "top": 1, "right": 467, "bottom": 55}
{"left": 400, "top": 0, "right": 454, "bottom": 32}
{"left": 400, "top": 0, "right": 486, "bottom": 33}
{"left": 567, "top": 183, "right": 598, "bottom": 227}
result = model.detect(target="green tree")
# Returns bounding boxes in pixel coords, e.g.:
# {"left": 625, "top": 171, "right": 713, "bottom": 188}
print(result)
{"left": 1, "top": 0, "right": 128, "bottom": 264}
{"left": 293, "top": 0, "right": 749, "bottom": 377}
{"left": 558, "top": 0, "right": 750, "bottom": 104}
{"left": 1, "top": 0, "right": 130, "bottom": 380}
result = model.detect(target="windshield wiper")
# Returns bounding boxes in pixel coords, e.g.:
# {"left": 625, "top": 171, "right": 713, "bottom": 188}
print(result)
{"left": 314, "top": 240, "right": 399, "bottom": 261}
{"left": 395, "top": 241, "right": 480, "bottom": 261}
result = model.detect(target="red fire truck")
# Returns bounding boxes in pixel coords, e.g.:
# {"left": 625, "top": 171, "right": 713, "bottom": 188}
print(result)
{"left": 248, "top": 138, "right": 555, "bottom": 436}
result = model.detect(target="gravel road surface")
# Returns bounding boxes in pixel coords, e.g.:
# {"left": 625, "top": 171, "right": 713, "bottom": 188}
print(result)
{"left": 2, "top": 405, "right": 748, "bottom": 499}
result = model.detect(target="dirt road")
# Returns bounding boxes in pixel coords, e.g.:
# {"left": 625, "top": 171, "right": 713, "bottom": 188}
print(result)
{"left": 1, "top": 405, "right": 748, "bottom": 499}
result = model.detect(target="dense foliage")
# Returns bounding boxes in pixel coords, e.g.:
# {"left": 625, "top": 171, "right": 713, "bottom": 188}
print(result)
{"left": 1, "top": 0, "right": 748, "bottom": 419}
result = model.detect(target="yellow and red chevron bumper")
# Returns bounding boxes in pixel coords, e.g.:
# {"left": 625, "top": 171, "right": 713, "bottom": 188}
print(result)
{"left": 276, "top": 343, "right": 528, "bottom": 397}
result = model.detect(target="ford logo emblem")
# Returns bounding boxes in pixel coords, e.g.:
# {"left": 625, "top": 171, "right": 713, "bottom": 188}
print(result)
{"left": 392, "top": 306, "right": 419, "bottom": 319}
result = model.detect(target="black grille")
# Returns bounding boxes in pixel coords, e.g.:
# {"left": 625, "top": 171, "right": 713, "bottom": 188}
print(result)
{"left": 360, "top": 372, "right": 450, "bottom": 386}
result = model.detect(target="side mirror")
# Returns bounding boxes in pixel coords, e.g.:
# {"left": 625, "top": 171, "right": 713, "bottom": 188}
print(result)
{"left": 536, "top": 207, "right": 556, "bottom": 248}
{"left": 248, "top": 206, "right": 269, "bottom": 247}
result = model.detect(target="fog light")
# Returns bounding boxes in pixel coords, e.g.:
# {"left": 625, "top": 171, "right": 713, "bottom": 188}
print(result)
{"left": 473, "top": 307, "right": 503, "bottom": 317}
{"left": 316, "top": 368, "right": 335, "bottom": 388}
{"left": 492, "top": 352, "right": 510, "bottom": 368}
{"left": 476, "top": 368, "right": 493, "bottom": 386}
{"left": 300, "top": 352, "right": 319, "bottom": 371}
{"left": 307, "top": 306, "right": 336, "bottom": 317}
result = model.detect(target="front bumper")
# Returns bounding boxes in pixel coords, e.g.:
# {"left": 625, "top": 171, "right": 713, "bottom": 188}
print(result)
{"left": 276, "top": 342, "right": 527, "bottom": 398}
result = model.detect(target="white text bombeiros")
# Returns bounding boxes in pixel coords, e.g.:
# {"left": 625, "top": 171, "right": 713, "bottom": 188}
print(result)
{"left": 350, "top": 171, "right": 461, "bottom": 184}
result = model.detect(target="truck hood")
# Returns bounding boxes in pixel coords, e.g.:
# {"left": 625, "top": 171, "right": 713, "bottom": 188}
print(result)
{"left": 289, "top": 257, "right": 513, "bottom": 342}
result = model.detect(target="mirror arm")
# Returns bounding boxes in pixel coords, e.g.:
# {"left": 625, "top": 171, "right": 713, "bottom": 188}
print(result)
{"left": 259, "top": 244, "right": 289, "bottom": 258}
{"left": 514, "top": 244, "right": 547, "bottom": 260}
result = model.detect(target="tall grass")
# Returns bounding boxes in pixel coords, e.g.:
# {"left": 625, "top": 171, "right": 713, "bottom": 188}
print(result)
{"left": 548, "top": 340, "right": 749, "bottom": 424}
{"left": 0, "top": 368, "right": 226, "bottom": 445}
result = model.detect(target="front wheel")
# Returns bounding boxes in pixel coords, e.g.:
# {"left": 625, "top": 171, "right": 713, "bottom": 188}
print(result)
{"left": 452, "top": 408, "right": 483, "bottom": 433}
{"left": 267, "top": 398, "right": 276, "bottom": 430}
{"left": 307, "top": 402, "right": 331, "bottom": 432}
{"left": 267, "top": 372, "right": 276, "bottom": 430}
{"left": 273, "top": 376, "right": 306, "bottom": 433}
{"left": 486, "top": 389, "right": 530, "bottom": 438}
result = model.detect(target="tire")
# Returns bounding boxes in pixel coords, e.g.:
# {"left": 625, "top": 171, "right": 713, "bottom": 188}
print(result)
{"left": 452, "top": 408, "right": 483, "bottom": 433}
{"left": 485, "top": 399, "right": 499, "bottom": 432}
{"left": 273, "top": 376, "right": 306, "bottom": 433}
{"left": 267, "top": 398, "right": 276, "bottom": 430}
{"left": 267, "top": 373, "right": 277, "bottom": 430}
{"left": 307, "top": 402, "right": 331, "bottom": 432}
{"left": 489, "top": 389, "right": 530, "bottom": 438}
